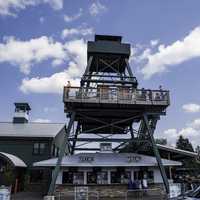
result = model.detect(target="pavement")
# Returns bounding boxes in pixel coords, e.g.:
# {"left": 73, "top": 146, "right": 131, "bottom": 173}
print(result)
{"left": 11, "top": 192, "right": 43, "bottom": 200}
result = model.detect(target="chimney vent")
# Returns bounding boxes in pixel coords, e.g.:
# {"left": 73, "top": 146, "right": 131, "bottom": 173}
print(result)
{"left": 13, "top": 102, "right": 31, "bottom": 123}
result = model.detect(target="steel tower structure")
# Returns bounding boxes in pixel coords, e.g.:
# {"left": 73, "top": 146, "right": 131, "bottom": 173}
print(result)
{"left": 48, "top": 35, "right": 170, "bottom": 195}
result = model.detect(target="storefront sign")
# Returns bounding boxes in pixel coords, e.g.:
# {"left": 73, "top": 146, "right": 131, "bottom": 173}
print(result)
{"left": 169, "top": 183, "right": 181, "bottom": 198}
{"left": 79, "top": 156, "right": 94, "bottom": 162}
{"left": 127, "top": 156, "right": 141, "bottom": 162}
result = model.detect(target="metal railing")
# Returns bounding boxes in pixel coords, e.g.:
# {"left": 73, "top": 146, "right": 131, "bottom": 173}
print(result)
{"left": 63, "top": 86, "right": 170, "bottom": 106}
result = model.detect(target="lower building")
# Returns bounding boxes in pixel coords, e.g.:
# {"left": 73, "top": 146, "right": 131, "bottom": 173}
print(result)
{"left": 34, "top": 151, "right": 181, "bottom": 197}
{"left": 0, "top": 103, "right": 65, "bottom": 193}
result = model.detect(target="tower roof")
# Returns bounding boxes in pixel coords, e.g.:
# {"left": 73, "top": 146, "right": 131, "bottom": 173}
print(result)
{"left": 95, "top": 35, "right": 122, "bottom": 42}
{"left": 14, "top": 102, "right": 31, "bottom": 111}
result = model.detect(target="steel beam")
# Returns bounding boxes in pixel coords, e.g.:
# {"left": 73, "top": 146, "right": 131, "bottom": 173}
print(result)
{"left": 82, "top": 114, "right": 141, "bottom": 134}
{"left": 70, "top": 122, "right": 80, "bottom": 155}
{"left": 48, "top": 112, "right": 76, "bottom": 195}
{"left": 68, "top": 138, "right": 131, "bottom": 142}
{"left": 81, "top": 56, "right": 93, "bottom": 86}
{"left": 78, "top": 113, "right": 127, "bottom": 132}
{"left": 82, "top": 79, "right": 137, "bottom": 85}
{"left": 83, "top": 74, "right": 136, "bottom": 79}
{"left": 143, "top": 113, "right": 169, "bottom": 194}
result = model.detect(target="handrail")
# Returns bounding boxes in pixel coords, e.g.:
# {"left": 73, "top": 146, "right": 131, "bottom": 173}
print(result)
{"left": 63, "top": 86, "right": 170, "bottom": 105}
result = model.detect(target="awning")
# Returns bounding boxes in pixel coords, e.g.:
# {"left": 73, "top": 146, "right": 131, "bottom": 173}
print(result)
{"left": 0, "top": 152, "right": 27, "bottom": 168}
{"left": 34, "top": 152, "right": 182, "bottom": 167}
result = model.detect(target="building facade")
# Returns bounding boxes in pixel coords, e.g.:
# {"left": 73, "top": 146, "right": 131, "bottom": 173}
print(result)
{"left": 0, "top": 103, "right": 65, "bottom": 192}
{"left": 34, "top": 149, "right": 181, "bottom": 198}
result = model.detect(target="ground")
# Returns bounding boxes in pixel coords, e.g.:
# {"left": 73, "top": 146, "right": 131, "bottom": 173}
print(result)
{"left": 11, "top": 192, "right": 43, "bottom": 200}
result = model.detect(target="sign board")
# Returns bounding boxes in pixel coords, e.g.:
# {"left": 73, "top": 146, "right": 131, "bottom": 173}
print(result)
{"left": 79, "top": 156, "right": 94, "bottom": 163}
{"left": 127, "top": 156, "right": 141, "bottom": 163}
{"left": 75, "top": 186, "right": 88, "bottom": 200}
{"left": 169, "top": 183, "right": 181, "bottom": 198}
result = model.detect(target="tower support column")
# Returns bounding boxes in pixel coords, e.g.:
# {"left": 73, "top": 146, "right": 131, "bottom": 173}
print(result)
{"left": 143, "top": 113, "right": 169, "bottom": 195}
{"left": 48, "top": 112, "right": 76, "bottom": 195}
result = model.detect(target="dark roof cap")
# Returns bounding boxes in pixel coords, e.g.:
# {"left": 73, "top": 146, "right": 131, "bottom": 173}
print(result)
{"left": 95, "top": 35, "right": 122, "bottom": 43}
{"left": 14, "top": 103, "right": 31, "bottom": 111}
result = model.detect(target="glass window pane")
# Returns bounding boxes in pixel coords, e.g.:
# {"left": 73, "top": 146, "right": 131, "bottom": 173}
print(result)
{"left": 87, "top": 172, "right": 97, "bottom": 184}
{"left": 39, "top": 143, "right": 45, "bottom": 154}
{"left": 97, "top": 172, "right": 108, "bottom": 184}
{"left": 62, "top": 172, "right": 73, "bottom": 184}
{"left": 111, "top": 171, "right": 121, "bottom": 183}
{"left": 121, "top": 171, "right": 131, "bottom": 184}
{"left": 73, "top": 172, "right": 84, "bottom": 185}
{"left": 33, "top": 143, "right": 39, "bottom": 154}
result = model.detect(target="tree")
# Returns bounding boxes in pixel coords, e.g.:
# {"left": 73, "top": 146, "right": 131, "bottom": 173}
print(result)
{"left": 155, "top": 138, "right": 167, "bottom": 145}
{"left": 175, "top": 135, "right": 200, "bottom": 174}
{"left": 176, "top": 135, "right": 194, "bottom": 152}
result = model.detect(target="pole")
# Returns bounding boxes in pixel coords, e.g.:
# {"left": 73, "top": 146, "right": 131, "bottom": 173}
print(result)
{"left": 143, "top": 113, "right": 170, "bottom": 195}
{"left": 48, "top": 112, "right": 76, "bottom": 195}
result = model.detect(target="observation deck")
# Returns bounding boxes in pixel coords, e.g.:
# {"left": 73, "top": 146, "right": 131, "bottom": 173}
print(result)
{"left": 63, "top": 86, "right": 170, "bottom": 111}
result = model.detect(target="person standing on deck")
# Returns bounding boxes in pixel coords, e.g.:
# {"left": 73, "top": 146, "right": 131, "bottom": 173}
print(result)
{"left": 159, "top": 85, "right": 165, "bottom": 100}
{"left": 66, "top": 81, "right": 71, "bottom": 98}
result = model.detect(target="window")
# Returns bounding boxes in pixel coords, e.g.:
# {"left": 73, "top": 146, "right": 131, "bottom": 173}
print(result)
{"left": 51, "top": 144, "right": 60, "bottom": 157}
{"left": 111, "top": 171, "right": 121, "bottom": 183}
{"left": 100, "top": 143, "right": 112, "bottom": 152}
{"left": 134, "top": 170, "right": 154, "bottom": 183}
{"left": 62, "top": 172, "right": 73, "bottom": 184}
{"left": 121, "top": 171, "right": 131, "bottom": 184}
{"left": 146, "top": 171, "right": 154, "bottom": 184}
{"left": 97, "top": 172, "right": 108, "bottom": 184}
{"left": 40, "top": 143, "right": 45, "bottom": 154}
{"left": 73, "top": 172, "right": 84, "bottom": 185}
{"left": 33, "top": 143, "right": 39, "bottom": 155}
{"left": 33, "top": 142, "right": 46, "bottom": 155}
{"left": 87, "top": 172, "right": 97, "bottom": 184}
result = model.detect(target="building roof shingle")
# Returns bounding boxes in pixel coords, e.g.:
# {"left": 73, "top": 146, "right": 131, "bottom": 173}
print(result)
{"left": 0, "top": 122, "right": 65, "bottom": 138}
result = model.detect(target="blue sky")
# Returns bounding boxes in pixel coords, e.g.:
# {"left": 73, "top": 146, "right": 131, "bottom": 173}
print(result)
{"left": 1, "top": 0, "right": 200, "bottom": 147}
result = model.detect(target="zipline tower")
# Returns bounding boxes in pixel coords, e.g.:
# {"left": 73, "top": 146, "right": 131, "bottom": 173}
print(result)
{"left": 48, "top": 35, "right": 170, "bottom": 195}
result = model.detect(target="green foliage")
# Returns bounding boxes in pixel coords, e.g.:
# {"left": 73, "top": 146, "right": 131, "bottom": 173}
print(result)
{"left": 176, "top": 135, "right": 200, "bottom": 171}
{"left": 176, "top": 135, "right": 194, "bottom": 152}
{"left": 3, "top": 167, "right": 14, "bottom": 186}
{"left": 155, "top": 138, "right": 167, "bottom": 145}
{"left": 23, "top": 171, "right": 30, "bottom": 191}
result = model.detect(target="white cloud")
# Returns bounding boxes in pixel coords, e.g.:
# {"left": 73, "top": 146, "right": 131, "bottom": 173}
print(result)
{"left": 61, "top": 27, "right": 94, "bottom": 39}
{"left": 0, "top": 36, "right": 66, "bottom": 74}
{"left": 20, "top": 70, "right": 80, "bottom": 94}
{"left": 150, "top": 39, "right": 159, "bottom": 47}
{"left": 0, "top": 0, "right": 63, "bottom": 17}
{"left": 64, "top": 8, "right": 82, "bottom": 22}
{"left": 20, "top": 39, "right": 87, "bottom": 93}
{"left": 33, "top": 118, "right": 51, "bottom": 123}
{"left": 189, "top": 118, "right": 200, "bottom": 130}
{"left": 89, "top": 1, "right": 107, "bottom": 16}
{"left": 140, "top": 26, "right": 200, "bottom": 79}
{"left": 182, "top": 103, "right": 200, "bottom": 113}
{"left": 163, "top": 118, "right": 200, "bottom": 147}
{"left": 44, "top": 0, "right": 63, "bottom": 10}
{"left": 51, "top": 59, "right": 63, "bottom": 67}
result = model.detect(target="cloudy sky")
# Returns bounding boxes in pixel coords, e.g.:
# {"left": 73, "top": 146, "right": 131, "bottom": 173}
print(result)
{"left": 1, "top": 0, "right": 200, "bottom": 147}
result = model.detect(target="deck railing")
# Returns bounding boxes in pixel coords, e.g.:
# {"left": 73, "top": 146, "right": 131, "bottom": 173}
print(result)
{"left": 63, "top": 86, "right": 170, "bottom": 106}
